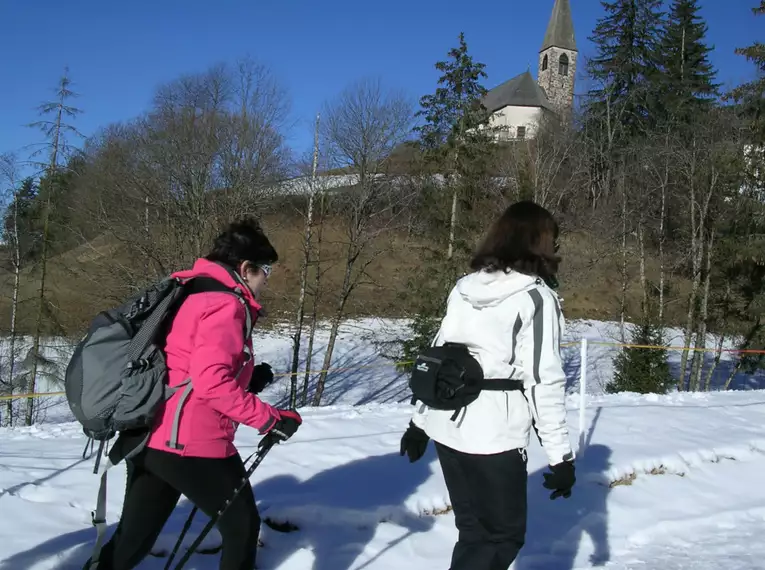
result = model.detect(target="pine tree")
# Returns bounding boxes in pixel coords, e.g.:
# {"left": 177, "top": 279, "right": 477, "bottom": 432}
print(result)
{"left": 415, "top": 31, "right": 497, "bottom": 260}
{"left": 24, "top": 68, "right": 83, "bottom": 425}
{"left": 399, "top": 33, "right": 496, "bottom": 368}
{"left": 606, "top": 320, "right": 674, "bottom": 394}
{"left": 719, "top": 1, "right": 765, "bottom": 384}
{"left": 656, "top": 0, "right": 719, "bottom": 125}
{"left": 416, "top": 32, "right": 494, "bottom": 154}
{"left": 586, "top": 0, "right": 665, "bottom": 136}
{"left": 727, "top": 1, "right": 765, "bottom": 143}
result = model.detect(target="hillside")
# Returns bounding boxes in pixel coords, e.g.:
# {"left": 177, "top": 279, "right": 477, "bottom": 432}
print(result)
{"left": 0, "top": 214, "right": 693, "bottom": 338}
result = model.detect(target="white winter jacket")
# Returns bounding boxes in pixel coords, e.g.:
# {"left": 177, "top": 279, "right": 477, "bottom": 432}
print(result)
{"left": 411, "top": 269, "right": 574, "bottom": 466}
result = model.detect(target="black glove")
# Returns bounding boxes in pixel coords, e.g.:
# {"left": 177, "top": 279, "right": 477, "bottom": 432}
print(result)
{"left": 399, "top": 421, "right": 429, "bottom": 463}
{"left": 247, "top": 363, "right": 274, "bottom": 394}
{"left": 543, "top": 460, "right": 576, "bottom": 500}
{"left": 260, "top": 409, "right": 302, "bottom": 446}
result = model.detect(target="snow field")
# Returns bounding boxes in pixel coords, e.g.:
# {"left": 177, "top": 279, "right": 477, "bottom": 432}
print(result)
{"left": 1, "top": 317, "right": 764, "bottom": 568}
{"left": 2, "top": 389, "right": 765, "bottom": 568}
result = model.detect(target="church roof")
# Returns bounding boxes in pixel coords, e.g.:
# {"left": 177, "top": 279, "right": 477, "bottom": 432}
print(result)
{"left": 541, "top": 0, "right": 577, "bottom": 52}
{"left": 483, "top": 71, "right": 554, "bottom": 113}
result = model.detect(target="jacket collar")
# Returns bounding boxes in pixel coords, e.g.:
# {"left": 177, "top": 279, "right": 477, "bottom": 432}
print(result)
{"left": 172, "top": 258, "right": 264, "bottom": 315}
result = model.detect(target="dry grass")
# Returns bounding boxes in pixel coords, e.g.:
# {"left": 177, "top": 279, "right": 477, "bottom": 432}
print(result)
{"left": 421, "top": 505, "right": 454, "bottom": 516}
{"left": 0, "top": 216, "right": 694, "bottom": 337}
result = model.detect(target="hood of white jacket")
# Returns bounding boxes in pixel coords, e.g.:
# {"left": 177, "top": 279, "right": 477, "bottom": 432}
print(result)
{"left": 455, "top": 270, "right": 540, "bottom": 309}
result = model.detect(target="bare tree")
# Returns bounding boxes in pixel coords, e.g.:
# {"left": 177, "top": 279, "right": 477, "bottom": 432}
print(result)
{"left": 67, "top": 60, "right": 291, "bottom": 294}
{"left": 289, "top": 114, "right": 321, "bottom": 408}
{"left": 311, "top": 78, "right": 414, "bottom": 406}
{"left": 499, "top": 117, "right": 581, "bottom": 209}
{"left": 301, "top": 185, "right": 327, "bottom": 406}
{"left": 0, "top": 153, "right": 23, "bottom": 425}
{"left": 675, "top": 111, "right": 740, "bottom": 391}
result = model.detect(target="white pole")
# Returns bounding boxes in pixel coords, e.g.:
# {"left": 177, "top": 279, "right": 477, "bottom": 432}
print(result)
{"left": 578, "top": 338, "right": 588, "bottom": 457}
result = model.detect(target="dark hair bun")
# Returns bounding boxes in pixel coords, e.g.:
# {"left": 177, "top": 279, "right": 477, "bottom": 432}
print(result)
{"left": 205, "top": 216, "right": 278, "bottom": 269}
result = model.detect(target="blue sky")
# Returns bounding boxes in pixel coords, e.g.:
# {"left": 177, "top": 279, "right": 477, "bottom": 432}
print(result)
{"left": 1, "top": 0, "right": 761, "bottom": 177}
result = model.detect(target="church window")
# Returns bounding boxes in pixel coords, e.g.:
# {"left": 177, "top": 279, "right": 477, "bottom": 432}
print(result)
{"left": 541, "top": 55, "right": 548, "bottom": 71}
{"left": 559, "top": 53, "right": 569, "bottom": 76}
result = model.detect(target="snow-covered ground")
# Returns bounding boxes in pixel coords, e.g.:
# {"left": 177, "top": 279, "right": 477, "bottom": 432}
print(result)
{"left": 8, "top": 316, "right": 765, "bottom": 426}
{"left": 1, "top": 317, "right": 764, "bottom": 569}
{"left": 2, "top": 391, "right": 765, "bottom": 569}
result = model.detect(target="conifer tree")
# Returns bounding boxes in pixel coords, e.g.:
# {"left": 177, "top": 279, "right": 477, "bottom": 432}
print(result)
{"left": 416, "top": 31, "right": 496, "bottom": 260}
{"left": 721, "top": 1, "right": 765, "bottom": 383}
{"left": 607, "top": 320, "right": 674, "bottom": 394}
{"left": 656, "top": 0, "right": 719, "bottom": 125}
{"left": 728, "top": 1, "right": 765, "bottom": 143}
{"left": 399, "top": 33, "right": 496, "bottom": 368}
{"left": 24, "top": 68, "right": 83, "bottom": 425}
{"left": 586, "top": 0, "right": 665, "bottom": 136}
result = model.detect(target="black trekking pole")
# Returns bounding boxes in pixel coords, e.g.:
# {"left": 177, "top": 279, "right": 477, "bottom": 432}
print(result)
{"left": 168, "top": 436, "right": 277, "bottom": 570}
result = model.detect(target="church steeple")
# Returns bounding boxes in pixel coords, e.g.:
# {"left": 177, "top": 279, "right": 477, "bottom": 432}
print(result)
{"left": 541, "top": 0, "right": 577, "bottom": 53}
{"left": 538, "top": 0, "right": 577, "bottom": 117}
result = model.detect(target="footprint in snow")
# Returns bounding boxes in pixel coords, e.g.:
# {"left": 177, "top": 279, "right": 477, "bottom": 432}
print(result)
{"left": 16, "top": 482, "right": 62, "bottom": 503}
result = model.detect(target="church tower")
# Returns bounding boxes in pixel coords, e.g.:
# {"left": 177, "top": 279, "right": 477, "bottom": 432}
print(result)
{"left": 538, "top": 0, "right": 577, "bottom": 116}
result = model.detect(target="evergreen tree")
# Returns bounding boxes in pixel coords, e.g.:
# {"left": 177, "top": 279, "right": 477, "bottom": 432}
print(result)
{"left": 416, "top": 32, "right": 493, "bottom": 153}
{"left": 586, "top": 0, "right": 665, "bottom": 136}
{"left": 720, "top": 1, "right": 765, "bottom": 381}
{"left": 606, "top": 320, "right": 675, "bottom": 394}
{"left": 3, "top": 177, "right": 39, "bottom": 264}
{"left": 399, "top": 33, "right": 496, "bottom": 369}
{"left": 727, "top": 1, "right": 765, "bottom": 144}
{"left": 656, "top": 0, "right": 719, "bottom": 125}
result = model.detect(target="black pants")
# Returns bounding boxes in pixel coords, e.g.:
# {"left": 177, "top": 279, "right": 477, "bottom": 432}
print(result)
{"left": 435, "top": 441, "right": 528, "bottom": 570}
{"left": 96, "top": 447, "right": 260, "bottom": 570}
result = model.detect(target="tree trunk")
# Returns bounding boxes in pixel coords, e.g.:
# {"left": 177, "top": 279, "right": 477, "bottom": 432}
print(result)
{"left": 703, "top": 333, "right": 725, "bottom": 392}
{"left": 301, "top": 190, "right": 326, "bottom": 407}
{"left": 723, "top": 318, "right": 761, "bottom": 391}
{"left": 619, "top": 163, "right": 628, "bottom": 343}
{"left": 447, "top": 183, "right": 458, "bottom": 260}
{"left": 144, "top": 195, "right": 150, "bottom": 280}
{"left": 658, "top": 138, "right": 669, "bottom": 324}
{"left": 312, "top": 240, "right": 354, "bottom": 407}
{"left": 27, "top": 192, "right": 51, "bottom": 426}
{"left": 290, "top": 114, "right": 320, "bottom": 408}
{"left": 638, "top": 217, "right": 648, "bottom": 319}
{"left": 7, "top": 185, "right": 21, "bottom": 426}
{"left": 678, "top": 154, "right": 701, "bottom": 392}
{"left": 690, "top": 229, "right": 714, "bottom": 391}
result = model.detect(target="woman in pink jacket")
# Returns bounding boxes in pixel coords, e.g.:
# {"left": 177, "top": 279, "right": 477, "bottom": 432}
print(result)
{"left": 89, "top": 218, "right": 302, "bottom": 570}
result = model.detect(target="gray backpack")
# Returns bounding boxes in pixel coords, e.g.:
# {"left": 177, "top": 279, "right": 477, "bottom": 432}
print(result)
{"left": 65, "top": 271, "right": 253, "bottom": 569}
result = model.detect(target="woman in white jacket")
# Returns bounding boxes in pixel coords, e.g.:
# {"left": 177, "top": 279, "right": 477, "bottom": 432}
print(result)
{"left": 399, "top": 201, "right": 575, "bottom": 570}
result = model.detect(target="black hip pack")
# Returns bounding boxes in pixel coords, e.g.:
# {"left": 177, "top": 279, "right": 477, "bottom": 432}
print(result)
{"left": 408, "top": 342, "right": 524, "bottom": 421}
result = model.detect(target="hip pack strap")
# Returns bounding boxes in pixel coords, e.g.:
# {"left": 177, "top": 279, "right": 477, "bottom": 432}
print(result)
{"left": 447, "top": 379, "right": 524, "bottom": 422}
{"left": 479, "top": 379, "right": 525, "bottom": 391}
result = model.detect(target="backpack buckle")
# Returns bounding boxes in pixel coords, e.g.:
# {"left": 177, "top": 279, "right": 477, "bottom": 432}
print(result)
{"left": 127, "top": 359, "right": 150, "bottom": 373}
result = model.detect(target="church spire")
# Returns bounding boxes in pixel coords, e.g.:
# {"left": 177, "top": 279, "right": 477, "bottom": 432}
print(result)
{"left": 541, "top": 0, "right": 577, "bottom": 53}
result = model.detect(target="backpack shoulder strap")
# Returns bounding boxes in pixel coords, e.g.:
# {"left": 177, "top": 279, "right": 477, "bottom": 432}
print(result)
{"left": 87, "top": 431, "right": 151, "bottom": 569}
{"left": 181, "top": 277, "right": 254, "bottom": 342}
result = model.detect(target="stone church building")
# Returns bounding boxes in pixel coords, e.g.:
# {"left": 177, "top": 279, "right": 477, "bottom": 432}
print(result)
{"left": 484, "top": 0, "right": 577, "bottom": 141}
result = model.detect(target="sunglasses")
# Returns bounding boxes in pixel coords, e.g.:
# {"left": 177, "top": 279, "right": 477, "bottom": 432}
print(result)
{"left": 257, "top": 264, "right": 272, "bottom": 279}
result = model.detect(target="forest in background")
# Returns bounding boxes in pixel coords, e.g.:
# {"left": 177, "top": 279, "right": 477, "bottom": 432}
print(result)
{"left": 0, "top": 0, "right": 763, "bottom": 421}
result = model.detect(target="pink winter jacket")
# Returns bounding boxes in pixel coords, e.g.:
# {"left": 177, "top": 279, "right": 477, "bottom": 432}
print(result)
{"left": 146, "top": 258, "right": 281, "bottom": 458}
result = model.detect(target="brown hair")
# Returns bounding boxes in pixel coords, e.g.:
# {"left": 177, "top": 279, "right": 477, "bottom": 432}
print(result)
{"left": 469, "top": 200, "right": 560, "bottom": 282}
